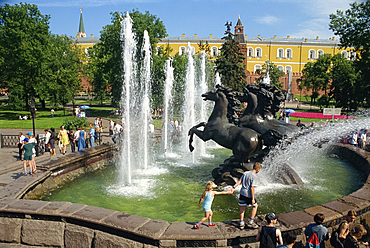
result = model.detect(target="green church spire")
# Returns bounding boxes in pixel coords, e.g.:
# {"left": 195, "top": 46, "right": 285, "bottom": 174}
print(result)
{"left": 77, "top": 8, "right": 86, "bottom": 37}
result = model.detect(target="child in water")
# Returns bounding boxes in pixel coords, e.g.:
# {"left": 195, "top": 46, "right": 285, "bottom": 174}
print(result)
{"left": 194, "top": 181, "right": 233, "bottom": 229}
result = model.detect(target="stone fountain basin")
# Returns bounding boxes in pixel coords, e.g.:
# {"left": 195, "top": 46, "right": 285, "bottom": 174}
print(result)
{"left": 0, "top": 144, "right": 369, "bottom": 247}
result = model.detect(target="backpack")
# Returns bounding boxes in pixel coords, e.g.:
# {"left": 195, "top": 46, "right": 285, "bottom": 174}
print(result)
{"left": 260, "top": 226, "right": 276, "bottom": 248}
{"left": 307, "top": 232, "right": 320, "bottom": 248}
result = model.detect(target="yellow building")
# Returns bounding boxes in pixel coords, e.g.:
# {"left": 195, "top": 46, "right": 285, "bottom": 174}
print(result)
{"left": 74, "top": 14, "right": 354, "bottom": 75}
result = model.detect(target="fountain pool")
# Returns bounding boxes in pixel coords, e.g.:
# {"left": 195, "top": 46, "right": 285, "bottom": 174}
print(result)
{"left": 40, "top": 144, "right": 366, "bottom": 223}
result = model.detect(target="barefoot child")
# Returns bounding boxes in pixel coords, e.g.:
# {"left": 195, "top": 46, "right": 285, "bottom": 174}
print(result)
{"left": 194, "top": 181, "right": 232, "bottom": 229}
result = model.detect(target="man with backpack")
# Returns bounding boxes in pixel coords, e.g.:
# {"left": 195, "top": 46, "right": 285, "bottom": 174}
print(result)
{"left": 256, "top": 212, "right": 283, "bottom": 248}
{"left": 305, "top": 213, "right": 329, "bottom": 248}
{"left": 330, "top": 210, "right": 357, "bottom": 248}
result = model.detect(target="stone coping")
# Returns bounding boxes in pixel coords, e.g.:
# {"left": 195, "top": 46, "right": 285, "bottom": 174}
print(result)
{"left": 0, "top": 143, "right": 369, "bottom": 247}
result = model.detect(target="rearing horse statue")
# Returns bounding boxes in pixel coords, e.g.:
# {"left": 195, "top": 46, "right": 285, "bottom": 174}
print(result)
{"left": 188, "top": 90, "right": 263, "bottom": 162}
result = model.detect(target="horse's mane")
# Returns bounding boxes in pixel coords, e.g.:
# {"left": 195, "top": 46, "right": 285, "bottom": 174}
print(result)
{"left": 215, "top": 83, "right": 285, "bottom": 124}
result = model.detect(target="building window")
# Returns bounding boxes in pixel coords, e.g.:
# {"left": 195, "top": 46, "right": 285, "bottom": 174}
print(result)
{"left": 248, "top": 47, "right": 253, "bottom": 57}
{"left": 211, "top": 46, "right": 218, "bottom": 57}
{"left": 341, "top": 50, "right": 348, "bottom": 58}
{"left": 256, "top": 48, "right": 262, "bottom": 58}
{"left": 254, "top": 64, "right": 262, "bottom": 72}
{"left": 285, "top": 65, "right": 292, "bottom": 74}
{"left": 286, "top": 49, "right": 292, "bottom": 59}
{"left": 309, "top": 49, "right": 316, "bottom": 59}
{"left": 278, "top": 48, "right": 284, "bottom": 58}
{"left": 277, "top": 65, "right": 284, "bottom": 71}
{"left": 318, "top": 50, "right": 324, "bottom": 57}
{"left": 179, "top": 46, "right": 186, "bottom": 55}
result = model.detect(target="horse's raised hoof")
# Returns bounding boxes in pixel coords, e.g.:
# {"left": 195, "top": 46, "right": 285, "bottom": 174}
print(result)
{"left": 189, "top": 145, "right": 194, "bottom": 152}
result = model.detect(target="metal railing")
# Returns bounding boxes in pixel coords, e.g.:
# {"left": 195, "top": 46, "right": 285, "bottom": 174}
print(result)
{"left": 0, "top": 134, "right": 18, "bottom": 148}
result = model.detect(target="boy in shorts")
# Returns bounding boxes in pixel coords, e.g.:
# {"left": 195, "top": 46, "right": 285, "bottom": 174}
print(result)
{"left": 231, "top": 162, "right": 262, "bottom": 229}
{"left": 22, "top": 138, "right": 34, "bottom": 175}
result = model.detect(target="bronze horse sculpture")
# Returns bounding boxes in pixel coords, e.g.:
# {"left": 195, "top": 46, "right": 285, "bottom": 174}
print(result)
{"left": 188, "top": 89, "right": 263, "bottom": 162}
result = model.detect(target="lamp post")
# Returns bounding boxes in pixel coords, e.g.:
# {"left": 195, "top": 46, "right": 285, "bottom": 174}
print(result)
{"left": 29, "top": 98, "right": 36, "bottom": 138}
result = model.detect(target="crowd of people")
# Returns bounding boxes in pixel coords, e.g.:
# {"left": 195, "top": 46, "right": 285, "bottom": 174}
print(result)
{"left": 194, "top": 162, "right": 368, "bottom": 248}
{"left": 349, "top": 129, "right": 368, "bottom": 150}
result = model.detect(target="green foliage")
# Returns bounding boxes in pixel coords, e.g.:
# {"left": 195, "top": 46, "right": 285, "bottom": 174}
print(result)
{"left": 0, "top": 3, "right": 82, "bottom": 111}
{"left": 255, "top": 61, "right": 284, "bottom": 88}
{"left": 172, "top": 53, "right": 187, "bottom": 116}
{"left": 215, "top": 30, "right": 246, "bottom": 91}
{"left": 329, "top": 1, "right": 369, "bottom": 108}
{"left": 298, "top": 54, "right": 332, "bottom": 104}
{"left": 317, "top": 94, "right": 330, "bottom": 109}
{"left": 63, "top": 116, "right": 89, "bottom": 130}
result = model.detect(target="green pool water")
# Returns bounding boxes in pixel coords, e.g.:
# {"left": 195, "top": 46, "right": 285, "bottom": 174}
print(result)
{"left": 40, "top": 148, "right": 366, "bottom": 223}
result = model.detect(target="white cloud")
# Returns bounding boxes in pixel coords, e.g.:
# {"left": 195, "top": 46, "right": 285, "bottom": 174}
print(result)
{"left": 256, "top": 15, "right": 280, "bottom": 25}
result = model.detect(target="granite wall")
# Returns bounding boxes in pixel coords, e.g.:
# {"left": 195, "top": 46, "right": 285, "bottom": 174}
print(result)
{"left": 0, "top": 143, "right": 369, "bottom": 248}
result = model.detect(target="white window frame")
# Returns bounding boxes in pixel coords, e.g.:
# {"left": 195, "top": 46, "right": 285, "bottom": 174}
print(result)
{"left": 341, "top": 50, "right": 348, "bottom": 58}
{"left": 285, "top": 65, "right": 292, "bottom": 74}
{"left": 317, "top": 49, "right": 324, "bottom": 57}
{"left": 211, "top": 46, "right": 218, "bottom": 57}
{"left": 286, "top": 49, "right": 292, "bottom": 59}
{"left": 179, "top": 46, "right": 186, "bottom": 55}
{"left": 277, "top": 65, "right": 284, "bottom": 71}
{"left": 247, "top": 47, "right": 253, "bottom": 57}
{"left": 309, "top": 49, "right": 316, "bottom": 60}
{"left": 255, "top": 48, "right": 262, "bottom": 58}
{"left": 254, "top": 64, "right": 262, "bottom": 72}
{"left": 277, "top": 48, "right": 284, "bottom": 58}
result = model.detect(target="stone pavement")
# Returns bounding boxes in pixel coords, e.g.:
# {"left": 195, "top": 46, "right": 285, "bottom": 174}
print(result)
{"left": 0, "top": 128, "right": 114, "bottom": 188}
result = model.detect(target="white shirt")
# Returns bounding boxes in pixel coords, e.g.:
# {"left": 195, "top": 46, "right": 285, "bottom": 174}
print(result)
{"left": 74, "top": 130, "right": 80, "bottom": 141}
{"left": 45, "top": 132, "right": 51, "bottom": 144}
{"left": 114, "top": 124, "right": 123, "bottom": 134}
{"left": 19, "top": 135, "right": 25, "bottom": 143}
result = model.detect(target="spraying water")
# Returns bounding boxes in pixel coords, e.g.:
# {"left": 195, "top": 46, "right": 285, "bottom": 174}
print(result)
{"left": 260, "top": 117, "right": 370, "bottom": 187}
{"left": 182, "top": 43, "right": 196, "bottom": 162}
{"left": 198, "top": 51, "right": 208, "bottom": 156}
{"left": 214, "top": 72, "right": 221, "bottom": 88}
{"left": 140, "top": 30, "right": 152, "bottom": 170}
{"left": 119, "top": 12, "right": 152, "bottom": 184}
{"left": 163, "top": 58, "right": 174, "bottom": 154}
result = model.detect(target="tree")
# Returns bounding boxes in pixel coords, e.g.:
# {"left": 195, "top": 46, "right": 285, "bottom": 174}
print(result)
{"left": 0, "top": 3, "right": 50, "bottom": 110}
{"left": 172, "top": 53, "right": 187, "bottom": 116}
{"left": 87, "top": 10, "right": 167, "bottom": 107}
{"left": 298, "top": 54, "right": 332, "bottom": 104}
{"left": 329, "top": 1, "right": 370, "bottom": 108}
{"left": 215, "top": 29, "right": 246, "bottom": 91}
{"left": 329, "top": 53, "right": 358, "bottom": 111}
{"left": 0, "top": 3, "right": 82, "bottom": 113}
{"left": 255, "top": 61, "right": 284, "bottom": 88}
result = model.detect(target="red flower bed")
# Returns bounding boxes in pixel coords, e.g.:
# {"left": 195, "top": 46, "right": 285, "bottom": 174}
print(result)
{"left": 290, "top": 112, "right": 355, "bottom": 119}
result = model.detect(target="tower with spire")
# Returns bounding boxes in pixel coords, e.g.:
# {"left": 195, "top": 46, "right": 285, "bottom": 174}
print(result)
{"left": 234, "top": 15, "right": 245, "bottom": 43}
{"left": 77, "top": 8, "right": 86, "bottom": 38}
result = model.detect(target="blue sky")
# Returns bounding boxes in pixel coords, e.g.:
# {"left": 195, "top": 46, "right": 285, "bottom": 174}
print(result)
{"left": 2, "top": 0, "right": 360, "bottom": 39}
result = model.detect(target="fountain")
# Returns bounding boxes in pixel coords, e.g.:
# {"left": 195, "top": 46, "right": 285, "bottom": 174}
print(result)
{"left": 163, "top": 58, "right": 174, "bottom": 154}
{"left": 118, "top": 13, "right": 152, "bottom": 185}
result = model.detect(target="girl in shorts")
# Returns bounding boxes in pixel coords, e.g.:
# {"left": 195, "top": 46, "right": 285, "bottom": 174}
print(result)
{"left": 194, "top": 181, "right": 232, "bottom": 229}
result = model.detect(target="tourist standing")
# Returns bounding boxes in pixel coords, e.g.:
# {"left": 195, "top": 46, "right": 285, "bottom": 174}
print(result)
{"left": 88, "top": 123, "right": 96, "bottom": 148}
{"left": 256, "top": 213, "right": 283, "bottom": 247}
{"left": 49, "top": 128, "right": 56, "bottom": 156}
{"left": 68, "top": 130, "right": 75, "bottom": 153}
{"left": 77, "top": 127, "right": 86, "bottom": 151}
{"left": 27, "top": 132, "right": 37, "bottom": 173}
{"left": 21, "top": 138, "right": 33, "bottom": 175}
{"left": 331, "top": 210, "right": 357, "bottom": 247}
{"left": 58, "top": 125, "right": 69, "bottom": 155}
{"left": 44, "top": 129, "right": 51, "bottom": 153}
{"left": 358, "top": 130, "right": 367, "bottom": 150}
{"left": 231, "top": 162, "right": 262, "bottom": 229}
{"left": 194, "top": 181, "right": 232, "bottom": 229}
{"left": 351, "top": 131, "right": 359, "bottom": 147}
{"left": 109, "top": 119, "right": 114, "bottom": 136}
{"left": 17, "top": 132, "right": 25, "bottom": 160}
{"left": 50, "top": 109, "right": 54, "bottom": 117}
{"left": 304, "top": 213, "right": 329, "bottom": 248}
